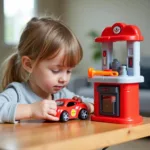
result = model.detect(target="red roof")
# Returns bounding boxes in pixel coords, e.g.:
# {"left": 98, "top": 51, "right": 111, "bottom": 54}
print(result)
{"left": 95, "top": 22, "right": 144, "bottom": 42}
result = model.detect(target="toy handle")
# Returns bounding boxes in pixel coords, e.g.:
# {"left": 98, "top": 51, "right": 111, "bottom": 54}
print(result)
{"left": 88, "top": 68, "right": 118, "bottom": 78}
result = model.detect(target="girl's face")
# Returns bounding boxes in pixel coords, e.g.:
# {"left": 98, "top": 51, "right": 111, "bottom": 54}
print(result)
{"left": 29, "top": 50, "right": 73, "bottom": 98}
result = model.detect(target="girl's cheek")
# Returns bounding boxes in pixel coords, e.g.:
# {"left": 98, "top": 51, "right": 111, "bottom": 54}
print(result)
{"left": 44, "top": 82, "right": 53, "bottom": 91}
{"left": 68, "top": 75, "right": 72, "bottom": 81}
{"left": 43, "top": 78, "right": 53, "bottom": 86}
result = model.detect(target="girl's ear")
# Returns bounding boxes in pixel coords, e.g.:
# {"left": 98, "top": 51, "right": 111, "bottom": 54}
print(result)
{"left": 21, "top": 56, "right": 34, "bottom": 73}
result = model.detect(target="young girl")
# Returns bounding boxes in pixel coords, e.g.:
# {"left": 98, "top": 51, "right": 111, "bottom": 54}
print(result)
{"left": 0, "top": 16, "right": 94, "bottom": 123}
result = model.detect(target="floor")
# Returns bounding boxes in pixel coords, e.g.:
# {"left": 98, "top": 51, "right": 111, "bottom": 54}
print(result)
{"left": 99, "top": 137, "right": 150, "bottom": 150}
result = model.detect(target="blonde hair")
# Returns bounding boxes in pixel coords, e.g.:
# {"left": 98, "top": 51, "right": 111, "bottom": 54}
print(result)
{"left": 1, "top": 17, "right": 83, "bottom": 90}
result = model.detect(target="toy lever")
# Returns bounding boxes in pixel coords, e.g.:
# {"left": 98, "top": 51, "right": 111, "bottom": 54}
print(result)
{"left": 88, "top": 68, "right": 118, "bottom": 78}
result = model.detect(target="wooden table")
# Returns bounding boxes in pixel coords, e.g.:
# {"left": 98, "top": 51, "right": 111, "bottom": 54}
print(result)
{"left": 0, "top": 117, "right": 150, "bottom": 150}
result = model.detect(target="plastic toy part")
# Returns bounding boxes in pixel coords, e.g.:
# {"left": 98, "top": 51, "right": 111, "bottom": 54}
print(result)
{"left": 95, "top": 22, "right": 144, "bottom": 42}
{"left": 88, "top": 68, "right": 118, "bottom": 78}
{"left": 88, "top": 22, "right": 144, "bottom": 124}
{"left": 91, "top": 83, "right": 143, "bottom": 124}
{"left": 56, "top": 98, "right": 89, "bottom": 122}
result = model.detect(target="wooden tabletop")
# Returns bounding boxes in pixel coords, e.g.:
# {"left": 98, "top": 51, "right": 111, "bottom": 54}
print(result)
{"left": 0, "top": 117, "right": 150, "bottom": 150}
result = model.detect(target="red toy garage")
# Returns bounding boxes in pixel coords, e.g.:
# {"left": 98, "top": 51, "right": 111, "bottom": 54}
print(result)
{"left": 88, "top": 22, "right": 144, "bottom": 124}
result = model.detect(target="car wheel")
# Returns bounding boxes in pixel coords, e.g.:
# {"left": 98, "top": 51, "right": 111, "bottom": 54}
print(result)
{"left": 60, "top": 111, "right": 69, "bottom": 122}
{"left": 78, "top": 109, "right": 88, "bottom": 120}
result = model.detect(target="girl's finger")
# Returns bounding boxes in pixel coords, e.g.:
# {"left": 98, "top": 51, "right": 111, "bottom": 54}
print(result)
{"left": 46, "top": 114, "right": 59, "bottom": 121}
{"left": 72, "top": 96, "right": 82, "bottom": 102}
{"left": 44, "top": 100, "right": 57, "bottom": 110}
{"left": 47, "top": 109, "right": 57, "bottom": 116}
{"left": 48, "top": 101, "right": 57, "bottom": 109}
{"left": 47, "top": 94, "right": 52, "bottom": 100}
{"left": 48, "top": 103, "right": 57, "bottom": 110}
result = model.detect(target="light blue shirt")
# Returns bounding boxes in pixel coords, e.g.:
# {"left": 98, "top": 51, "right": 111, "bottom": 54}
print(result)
{"left": 0, "top": 82, "right": 93, "bottom": 123}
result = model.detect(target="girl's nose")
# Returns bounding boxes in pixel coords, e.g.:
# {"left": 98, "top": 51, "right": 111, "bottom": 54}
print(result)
{"left": 58, "top": 75, "right": 67, "bottom": 83}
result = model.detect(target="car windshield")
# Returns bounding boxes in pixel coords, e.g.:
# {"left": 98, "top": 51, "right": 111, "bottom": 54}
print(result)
{"left": 56, "top": 101, "right": 64, "bottom": 106}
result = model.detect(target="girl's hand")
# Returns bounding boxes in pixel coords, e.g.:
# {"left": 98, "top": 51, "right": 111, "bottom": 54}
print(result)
{"left": 72, "top": 96, "right": 82, "bottom": 102}
{"left": 30, "top": 100, "right": 59, "bottom": 121}
{"left": 85, "top": 103, "right": 94, "bottom": 114}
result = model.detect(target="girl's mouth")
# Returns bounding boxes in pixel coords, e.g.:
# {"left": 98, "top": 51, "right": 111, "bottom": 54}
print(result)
{"left": 54, "top": 86, "right": 64, "bottom": 90}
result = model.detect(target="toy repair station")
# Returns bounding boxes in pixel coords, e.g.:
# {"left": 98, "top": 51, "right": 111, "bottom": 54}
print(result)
{"left": 88, "top": 22, "right": 144, "bottom": 124}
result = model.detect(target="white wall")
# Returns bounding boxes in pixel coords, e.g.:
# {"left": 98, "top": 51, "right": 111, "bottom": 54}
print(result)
{"left": 60, "top": 0, "right": 150, "bottom": 76}
{"left": 37, "top": 0, "right": 61, "bottom": 16}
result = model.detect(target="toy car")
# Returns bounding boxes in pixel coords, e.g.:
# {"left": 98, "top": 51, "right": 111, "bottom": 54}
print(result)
{"left": 56, "top": 98, "right": 89, "bottom": 122}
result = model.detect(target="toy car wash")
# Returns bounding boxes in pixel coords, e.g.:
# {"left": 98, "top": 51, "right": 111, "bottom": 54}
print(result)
{"left": 56, "top": 98, "right": 89, "bottom": 122}
{"left": 88, "top": 22, "right": 144, "bottom": 124}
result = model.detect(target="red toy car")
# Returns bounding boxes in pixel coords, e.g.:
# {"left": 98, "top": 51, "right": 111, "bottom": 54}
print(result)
{"left": 56, "top": 98, "right": 89, "bottom": 122}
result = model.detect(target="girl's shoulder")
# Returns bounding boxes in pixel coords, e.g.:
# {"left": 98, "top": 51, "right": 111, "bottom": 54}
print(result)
{"left": 0, "top": 82, "right": 26, "bottom": 102}
{"left": 4, "top": 82, "right": 40, "bottom": 103}
{"left": 6, "top": 82, "right": 27, "bottom": 90}
{"left": 5, "top": 82, "right": 32, "bottom": 97}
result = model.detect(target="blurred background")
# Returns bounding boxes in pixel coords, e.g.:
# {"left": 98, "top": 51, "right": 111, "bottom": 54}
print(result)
{"left": 0, "top": 0, "right": 150, "bottom": 77}
{"left": 0, "top": 1, "right": 150, "bottom": 149}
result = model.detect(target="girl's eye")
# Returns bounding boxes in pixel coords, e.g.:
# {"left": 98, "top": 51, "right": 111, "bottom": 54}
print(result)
{"left": 51, "top": 70, "right": 60, "bottom": 73}
{"left": 50, "top": 69, "right": 72, "bottom": 74}
{"left": 67, "top": 70, "right": 72, "bottom": 74}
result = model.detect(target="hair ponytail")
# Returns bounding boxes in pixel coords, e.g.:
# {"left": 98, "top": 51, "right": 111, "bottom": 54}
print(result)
{"left": 1, "top": 51, "right": 24, "bottom": 90}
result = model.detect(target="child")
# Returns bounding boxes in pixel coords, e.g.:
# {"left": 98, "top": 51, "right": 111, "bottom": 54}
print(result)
{"left": 0, "top": 16, "right": 94, "bottom": 123}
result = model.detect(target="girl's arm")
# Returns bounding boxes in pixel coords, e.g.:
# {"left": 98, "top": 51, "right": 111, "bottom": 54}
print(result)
{"left": 15, "top": 100, "right": 59, "bottom": 121}
{"left": 0, "top": 88, "right": 59, "bottom": 123}
{"left": 15, "top": 104, "right": 32, "bottom": 120}
{"left": 15, "top": 99, "right": 59, "bottom": 121}
{"left": 0, "top": 88, "right": 19, "bottom": 123}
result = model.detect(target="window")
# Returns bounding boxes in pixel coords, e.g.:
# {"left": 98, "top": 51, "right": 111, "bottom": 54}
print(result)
{"left": 4, "top": 0, "right": 36, "bottom": 45}
{"left": 67, "top": 102, "right": 76, "bottom": 107}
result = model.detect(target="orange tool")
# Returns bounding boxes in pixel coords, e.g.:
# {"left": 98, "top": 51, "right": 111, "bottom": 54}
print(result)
{"left": 88, "top": 68, "right": 118, "bottom": 78}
